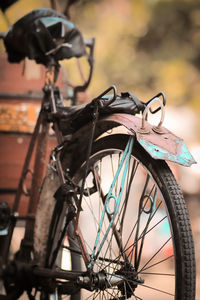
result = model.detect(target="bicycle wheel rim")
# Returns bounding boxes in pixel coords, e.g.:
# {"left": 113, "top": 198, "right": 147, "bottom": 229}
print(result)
{"left": 65, "top": 134, "right": 195, "bottom": 300}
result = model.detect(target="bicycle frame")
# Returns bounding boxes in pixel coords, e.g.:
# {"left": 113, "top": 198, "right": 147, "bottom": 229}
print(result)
{"left": 0, "top": 67, "right": 120, "bottom": 283}
{"left": 0, "top": 65, "right": 196, "bottom": 298}
{"left": 1, "top": 68, "right": 60, "bottom": 264}
{"left": 88, "top": 136, "right": 134, "bottom": 269}
{"left": 0, "top": 31, "right": 95, "bottom": 262}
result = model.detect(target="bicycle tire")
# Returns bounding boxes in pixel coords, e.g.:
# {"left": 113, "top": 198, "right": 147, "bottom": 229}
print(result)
{"left": 45, "top": 134, "right": 196, "bottom": 299}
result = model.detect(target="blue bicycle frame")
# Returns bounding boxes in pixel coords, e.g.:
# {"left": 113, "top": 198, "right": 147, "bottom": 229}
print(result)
{"left": 88, "top": 136, "right": 134, "bottom": 269}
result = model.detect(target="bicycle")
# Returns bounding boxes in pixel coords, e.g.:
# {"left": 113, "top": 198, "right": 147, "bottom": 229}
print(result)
{"left": 0, "top": 8, "right": 196, "bottom": 300}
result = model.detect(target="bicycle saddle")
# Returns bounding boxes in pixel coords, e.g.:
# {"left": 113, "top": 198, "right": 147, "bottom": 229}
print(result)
{"left": 4, "top": 8, "right": 86, "bottom": 66}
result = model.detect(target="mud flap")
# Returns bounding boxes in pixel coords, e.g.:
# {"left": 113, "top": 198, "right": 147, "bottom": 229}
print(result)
{"left": 98, "top": 114, "right": 196, "bottom": 167}
{"left": 34, "top": 165, "right": 60, "bottom": 265}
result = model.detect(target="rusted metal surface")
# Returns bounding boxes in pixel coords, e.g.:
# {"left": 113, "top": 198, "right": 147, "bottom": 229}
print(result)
{"left": 28, "top": 115, "right": 50, "bottom": 215}
{"left": 0, "top": 102, "right": 40, "bottom": 133}
{"left": 0, "top": 91, "right": 43, "bottom": 100}
{"left": 19, "top": 113, "right": 50, "bottom": 259}
{"left": 99, "top": 113, "right": 196, "bottom": 167}
{"left": 0, "top": 53, "right": 68, "bottom": 133}
{"left": 0, "top": 133, "right": 57, "bottom": 216}
{"left": 12, "top": 111, "right": 43, "bottom": 213}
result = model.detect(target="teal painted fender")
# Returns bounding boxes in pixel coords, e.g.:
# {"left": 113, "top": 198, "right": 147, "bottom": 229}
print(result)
{"left": 99, "top": 113, "right": 196, "bottom": 167}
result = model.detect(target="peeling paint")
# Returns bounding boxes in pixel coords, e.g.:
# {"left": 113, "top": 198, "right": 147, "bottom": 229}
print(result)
{"left": 99, "top": 113, "right": 196, "bottom": 167}
{"left": 139, "top": 139, "right": 195, "bottom": 167}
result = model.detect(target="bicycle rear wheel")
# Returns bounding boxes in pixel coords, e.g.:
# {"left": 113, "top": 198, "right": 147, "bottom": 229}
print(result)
{"left": 44, "top": 134, "right": 195, "bottom": 299}
{"left": 60, "top": 134, "right": 195, "bottom": 300}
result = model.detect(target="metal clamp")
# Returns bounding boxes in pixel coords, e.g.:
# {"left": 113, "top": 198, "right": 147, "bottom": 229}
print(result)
{"left": 93, "top": 85, "right": 117, "bottom": 107}
{"left": 49, "top": 144, "right": 64, "bottom": 172}
{"left": 139, "top": 96, "right": 165, "bottom": 134}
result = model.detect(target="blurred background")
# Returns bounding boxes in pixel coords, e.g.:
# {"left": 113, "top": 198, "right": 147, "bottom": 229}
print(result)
{"left": 0, "top": 0, "right": 200, "bottom": 298}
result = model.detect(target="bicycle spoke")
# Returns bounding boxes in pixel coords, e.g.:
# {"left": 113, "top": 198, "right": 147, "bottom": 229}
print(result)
{"left": 95, "top": 211, "right": 170, "bottom": 278}
{"left": 138, "top": 283, "right": 174, "bottom": 297}
{"left": 121, "top": 159, "right": 139, "bottom": 232}
{"left": 93, "top": 152, "right": 140, "bottom": 268}
{"left": 135, "top": 186, "right": 158, "bottom": 269}
{"left": 134, "top": 173, "right": 152, "bottom": 270}
{"left": 138, "top": 237, "right": 172, "bottom": 274}
{"left": 59, "top": 138, "right": 192, "bottom": 299}
{"left": 140, "top": 254, "right": 174, "bottom": 273}
{"left": 140, "top": 271, "right": 175, "bottom": 276}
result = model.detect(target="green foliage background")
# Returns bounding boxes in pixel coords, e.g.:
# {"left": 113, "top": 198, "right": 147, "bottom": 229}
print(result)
{"left": 70, "top": 0, "right": 200, "bottom": 109}
{"left": 1, "top": 0, "right": 200, "bottom": 131}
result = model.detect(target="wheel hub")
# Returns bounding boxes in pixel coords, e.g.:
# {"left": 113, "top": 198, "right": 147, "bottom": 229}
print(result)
{"left": 116, "top": 265, "right": 144, "bottom": 297}
{"left": 77, "top": 267, "right": 144, "bottom": 297}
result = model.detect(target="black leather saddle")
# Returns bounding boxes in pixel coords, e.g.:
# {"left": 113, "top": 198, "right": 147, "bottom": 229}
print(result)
{"left": 58, "top": 92, "right": 146, "bottom": 135}
{"left": 4, "top": 8, "right": 86, "bottom": 66}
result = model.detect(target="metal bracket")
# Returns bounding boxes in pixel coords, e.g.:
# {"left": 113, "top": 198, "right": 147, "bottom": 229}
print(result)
{"left": 139, "top": 96, "right": 165, "bottom": 134}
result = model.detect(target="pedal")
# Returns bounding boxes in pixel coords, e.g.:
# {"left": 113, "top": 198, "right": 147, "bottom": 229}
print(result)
{"left": 0, "top": 202, "right": 11, "bottom": 235}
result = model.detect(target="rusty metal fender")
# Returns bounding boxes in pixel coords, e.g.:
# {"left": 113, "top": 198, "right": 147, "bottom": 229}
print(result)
{"left": 97, "top": 113, "right": 196, "bottom": 167}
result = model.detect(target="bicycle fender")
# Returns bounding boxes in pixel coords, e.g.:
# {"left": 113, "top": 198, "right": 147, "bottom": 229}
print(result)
{"left": 98, "top": 113, "right": 196, "bottom": 167}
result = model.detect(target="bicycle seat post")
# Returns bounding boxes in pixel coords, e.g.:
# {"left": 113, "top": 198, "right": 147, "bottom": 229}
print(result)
{"left": 44, "top": 65, "right": 63, "bottom": 144}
